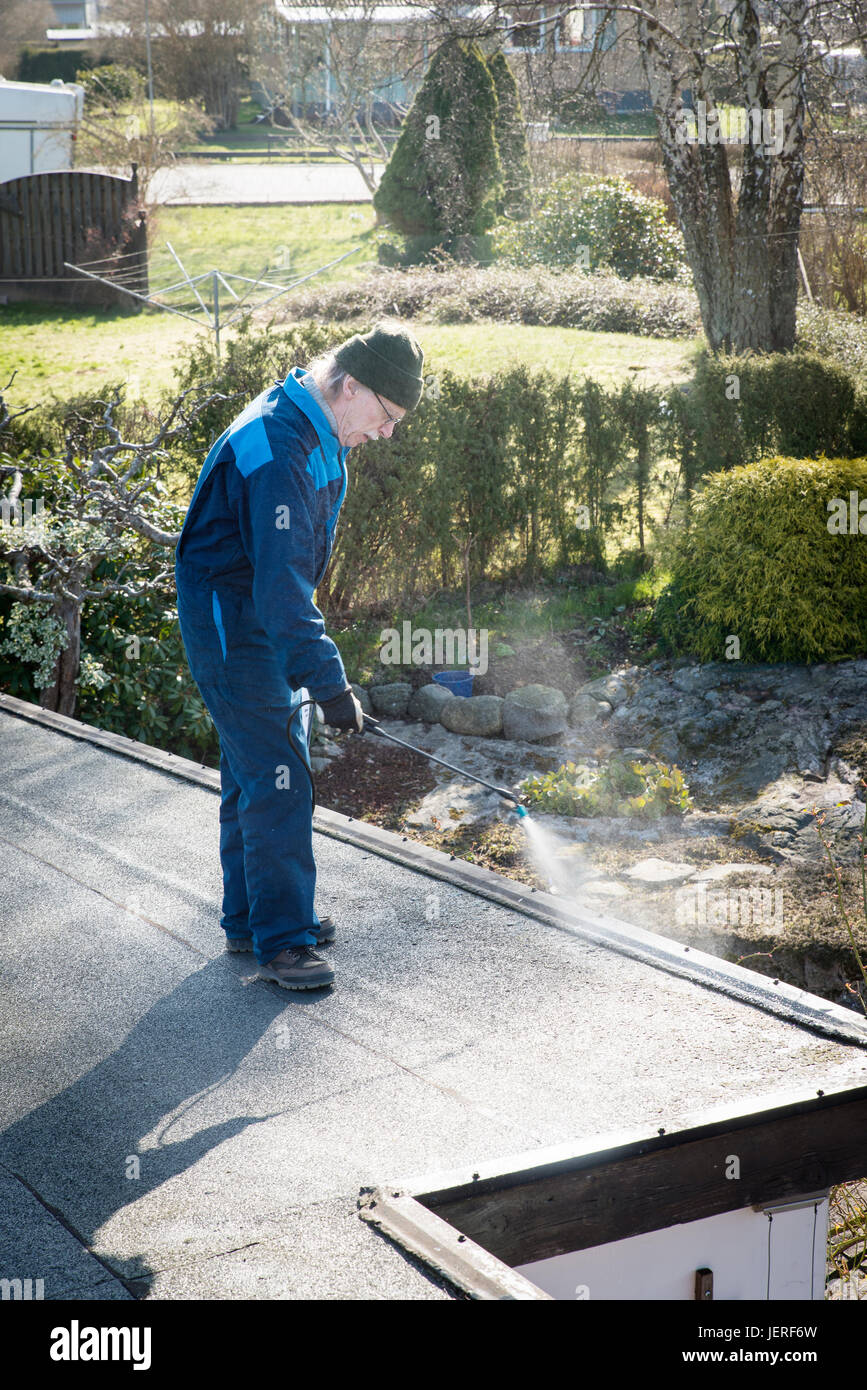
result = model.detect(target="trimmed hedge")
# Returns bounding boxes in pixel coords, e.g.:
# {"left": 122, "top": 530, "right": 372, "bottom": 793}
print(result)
{"left": 654, "top": 456, "right": 867, "bottom": 663}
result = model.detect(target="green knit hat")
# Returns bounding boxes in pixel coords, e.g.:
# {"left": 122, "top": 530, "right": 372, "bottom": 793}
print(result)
{"left": 333, "top": 320, "right": 424, "bottom": 412}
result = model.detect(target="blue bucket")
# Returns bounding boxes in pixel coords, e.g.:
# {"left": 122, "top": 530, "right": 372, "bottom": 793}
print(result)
{"left": 433, "top": 670, "right": 475, "bottom": 698}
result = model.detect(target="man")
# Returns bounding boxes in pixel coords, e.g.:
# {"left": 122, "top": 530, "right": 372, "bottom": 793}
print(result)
{"left": 175, "top": 321, "right": 425, "bottom": 991}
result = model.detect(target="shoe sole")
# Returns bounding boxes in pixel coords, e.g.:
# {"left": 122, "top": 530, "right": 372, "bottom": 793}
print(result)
{"left": 257, "top": 966, "right": 334, "bottom": 990}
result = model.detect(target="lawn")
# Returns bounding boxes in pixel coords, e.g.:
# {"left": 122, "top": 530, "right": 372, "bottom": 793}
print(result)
{"left": 147, "top": 203, "right": 378, "bottom": 288}
{"left": 0, "top": 307, "right": 701, "bottom": 406}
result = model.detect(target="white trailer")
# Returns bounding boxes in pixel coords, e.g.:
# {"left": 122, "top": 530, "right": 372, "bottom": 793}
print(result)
{"left": 0, "top": 78, "right": 84, "bottom": 184}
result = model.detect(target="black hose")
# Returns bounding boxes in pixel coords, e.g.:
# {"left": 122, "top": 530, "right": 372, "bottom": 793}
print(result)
{"left": 286, "top": 698, "right": 321, "bottom": 812}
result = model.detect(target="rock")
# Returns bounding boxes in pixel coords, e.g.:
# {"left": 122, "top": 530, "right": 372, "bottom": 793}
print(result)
{"left": 440, "top": 694, "right": 504, "bottom": 737}
{"left": 622, "top": 857, "right": 697, "bottom": 886}
{"left": 691, "top": 863, "right": 774, "bottom": 882}
{"left": 408, "top": 682, "right": 456, "bottom": 722}
{"left": 369, "top": 681, "right": 412, "bottom": 717}
{"left": 569, "top": 691, "right": 605, "bottom": 725}
{"left": 581, "top": 879, "right": 629, "bottom": 897}
{"left": 350, "top": 683, "right": 373, "bottom": 714}
{"left": 309, "top": 756, "right": 330, "bottom": 773}
{"left": 502, "top": 684, "right": 568, "bottom": 742}
{"left": 578, "top": 673, "right": 633, "bottom": 708}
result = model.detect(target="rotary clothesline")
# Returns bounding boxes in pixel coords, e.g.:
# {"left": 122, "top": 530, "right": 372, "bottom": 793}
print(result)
{"left": 64, "top": 241, "right": 363, "bottom": 356}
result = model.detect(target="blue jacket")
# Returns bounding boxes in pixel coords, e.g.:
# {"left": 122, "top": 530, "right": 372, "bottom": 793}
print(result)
{"left": 175, "top": 368, "right": 350, "bottom": 703}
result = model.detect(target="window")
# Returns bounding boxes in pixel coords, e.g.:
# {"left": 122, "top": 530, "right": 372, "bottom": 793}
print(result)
{"left": 554, "top": 8, "right": 616, "bottom": 52}
{"left": 503, "top": 9, "right": 547, "bottom": 53}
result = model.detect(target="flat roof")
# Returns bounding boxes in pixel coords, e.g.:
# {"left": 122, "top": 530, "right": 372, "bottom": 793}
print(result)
{"left": 1, "top": 694, "right": 865, "bottom": 1299}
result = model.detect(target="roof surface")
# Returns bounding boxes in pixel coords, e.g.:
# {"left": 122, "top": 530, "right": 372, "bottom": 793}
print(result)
{"left": 1, "top": 697, "right": 866, "bottom": 1300}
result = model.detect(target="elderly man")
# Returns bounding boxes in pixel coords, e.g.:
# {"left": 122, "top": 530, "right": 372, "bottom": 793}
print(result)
{"left": 175, "top": 321, "right": 424, "bottom": 991}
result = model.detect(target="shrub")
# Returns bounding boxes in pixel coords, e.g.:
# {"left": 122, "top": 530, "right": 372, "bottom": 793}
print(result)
{"left": 492, "top": 174, "right": 688, "bottom": 280}
{"left": 280, "top": 263, "right": 702, "bottom": 337}
{"left": 373, "top": 38, "right": 502, "bottom": 247}
{"left": 76, "top": 64, "right": 143, "bottom": 105}
{"left": 522, "top": 755, "right": 693, "bottom": 818}
{"left": 488, "top": 51, "right": 532, "bottom": 219}
{"left": 654, "top": 455, "right": 867, "bottom": 663}
{"left": 684, "top": 350, "right": 860, "bottom": 476}
{"left": 796, "top": 301, "right": 867, "bottom": 379}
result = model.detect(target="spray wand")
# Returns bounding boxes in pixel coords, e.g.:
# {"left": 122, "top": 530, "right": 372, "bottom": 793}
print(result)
{"left": 362, "top": 712, "right": 529, "bottom": 815}
{"left": 287, "top": 703, "right": 529, "bottom": 815}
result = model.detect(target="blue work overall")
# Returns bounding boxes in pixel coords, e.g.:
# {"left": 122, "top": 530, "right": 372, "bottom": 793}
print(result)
{"left": 175, "top": 370, "right": 350, "bottom": 966}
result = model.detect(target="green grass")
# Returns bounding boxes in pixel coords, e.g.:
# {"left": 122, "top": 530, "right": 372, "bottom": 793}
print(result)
{"left": 416, "top": 324, "right": 701, "bottom": 389}
{"left": 0, "top": 305, "right": 208, "bottom": 405}
{"left": 0, "top": 203, "right": 379, "bottom": 402}
{"left": 1, "top": 206, "right": 702, "bottom": 404}
{"left": 147, "top": 203, "right": 377, "bottom": 287}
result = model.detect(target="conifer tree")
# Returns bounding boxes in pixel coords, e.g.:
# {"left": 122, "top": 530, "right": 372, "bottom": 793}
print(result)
{"left": 373, "top": 38, "right": 502, "bottom": 252}
{"left": 487, "top": 50, "right": 532, "bottom": 220}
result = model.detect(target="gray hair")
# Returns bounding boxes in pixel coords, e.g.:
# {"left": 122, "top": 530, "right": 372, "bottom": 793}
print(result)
{"left": 306, "top": 349, "right": 350, "bottom": 401}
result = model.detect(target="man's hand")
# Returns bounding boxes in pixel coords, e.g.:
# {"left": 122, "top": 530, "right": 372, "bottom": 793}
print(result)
{"left": 319, "top": 687, "right": 365, "bottom": 733}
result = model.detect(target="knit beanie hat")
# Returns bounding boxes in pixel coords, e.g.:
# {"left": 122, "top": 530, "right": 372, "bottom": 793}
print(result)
{"left": 333, "top": 320, "right": 424, "bottom": 411}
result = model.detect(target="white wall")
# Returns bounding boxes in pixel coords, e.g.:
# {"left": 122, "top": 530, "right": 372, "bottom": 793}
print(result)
{"left": 514, "top": 1197, "right": 829, "bottom": 1300}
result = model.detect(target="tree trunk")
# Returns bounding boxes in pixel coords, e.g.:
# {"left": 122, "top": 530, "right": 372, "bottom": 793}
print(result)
{"left": 40, "top": 594, "right": 82, "bottom": 719}
{"left": 637, "top": 0, "right": 808, "bottom": 355}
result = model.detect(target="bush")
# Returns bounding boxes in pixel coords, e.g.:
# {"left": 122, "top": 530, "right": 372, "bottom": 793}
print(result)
{"left": 16, "top": 45, "right": 107, "bottom": 84}
{"left": 76, "top": 64, "right": 143, "bottom": 105}
{"left": 488, "top": 51, "right": 532, "bottom": 220}
{"left": 522, "top": 755, "right": 693, "bottom": 818}
{"left": 492, "top": 174, "right": 688, "bottom": 280}
{"left": 373, "top": 38, "right": 502, "bottom": 245}
{"left": 797, "top": 301, "right": 867, "bottom": 378}
{"left": 684, "top": 350, "right": 860, "bottom": 476}
{"left": 280, "top": 263, "right": 702, "bottom": 337}
{"left": 654, "top": 455, "right": 867, "bottom": 663}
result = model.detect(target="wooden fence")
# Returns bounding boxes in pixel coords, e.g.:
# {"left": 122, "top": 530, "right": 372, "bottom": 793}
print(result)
{"left": 0, "top": 167, "right": 147, "bottom": 307}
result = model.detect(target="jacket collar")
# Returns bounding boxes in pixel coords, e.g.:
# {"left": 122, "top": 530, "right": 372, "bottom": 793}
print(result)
{"left": 282, "top": 367, "right": 345, "bottom": 457}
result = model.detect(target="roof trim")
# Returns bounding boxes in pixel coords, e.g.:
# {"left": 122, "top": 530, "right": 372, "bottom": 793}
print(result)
{"left": 3, "top": 690, "right": 867, "bottom": 1048}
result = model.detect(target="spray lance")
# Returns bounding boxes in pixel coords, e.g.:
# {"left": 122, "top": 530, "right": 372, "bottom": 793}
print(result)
{"left": 287, "top": 701, "right": 529, "bottom": 816}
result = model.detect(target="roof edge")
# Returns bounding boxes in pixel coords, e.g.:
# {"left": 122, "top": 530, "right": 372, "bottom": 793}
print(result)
{"left": 3, "top": 691, "right": 866, "bottom": 1049}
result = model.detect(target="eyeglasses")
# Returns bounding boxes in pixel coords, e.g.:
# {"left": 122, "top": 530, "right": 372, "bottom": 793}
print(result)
{"left": 371, "top": 388, "right": 402, "bottom": 429}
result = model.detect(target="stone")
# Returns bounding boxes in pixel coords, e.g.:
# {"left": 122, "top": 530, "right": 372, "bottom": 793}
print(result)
{"left": 439, "top": 694, "right": 504, "bottom": 737}
{"left": 408, "top": 683, "right": 456, "bottom": 722}
{"left": 691, "top": 863, "right": 774, "bottom": 882}
{"left": 581, "top": 879, "right": 629, "bottom": 897}
{"left": 369, "top": 681, "right": 412, "bottom": 717}
{"left": 578, "top": 673, "right": 633, "bottom": 708}
{"left": 622, "top": 857, "right": 697, "bottom": 886}
{"left": 568, "top": 691, "right": 604, "bottom": 725}
{"left": 502, "top": 685, "right": 568, "bottom": 743}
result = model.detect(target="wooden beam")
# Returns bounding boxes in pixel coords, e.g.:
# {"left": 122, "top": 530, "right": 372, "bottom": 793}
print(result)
{"left": 357, "top": 1190, "right": 552, "bottom": 1300}
{"left": 416, "top": 1084, "right": 867, "bottom": 1266}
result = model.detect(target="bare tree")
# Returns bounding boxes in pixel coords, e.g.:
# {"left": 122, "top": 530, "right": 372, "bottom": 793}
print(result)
{"left": 250, "top": 2, "right": 433, "bottom": 195}
{"left": 111, "top": 0, "right": 268, "bottom": 130}
{"left": 457, "top": 2, "right": 864, "bottom": 353}
{"left": 0, "top": 0, "right": 54, "bottom": 78}
{"left": 0, "top": 386, "right": 231, "bottom": 717}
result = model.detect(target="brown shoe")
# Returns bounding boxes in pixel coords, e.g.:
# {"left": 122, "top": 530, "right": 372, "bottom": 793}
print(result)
{"left": 258, "top": 945, "right": 335, "bottom": 990}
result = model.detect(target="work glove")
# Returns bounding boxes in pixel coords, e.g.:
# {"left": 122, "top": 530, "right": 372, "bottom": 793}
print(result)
{"left": 318, "top": 687, "right": 365, "bottom": 733}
